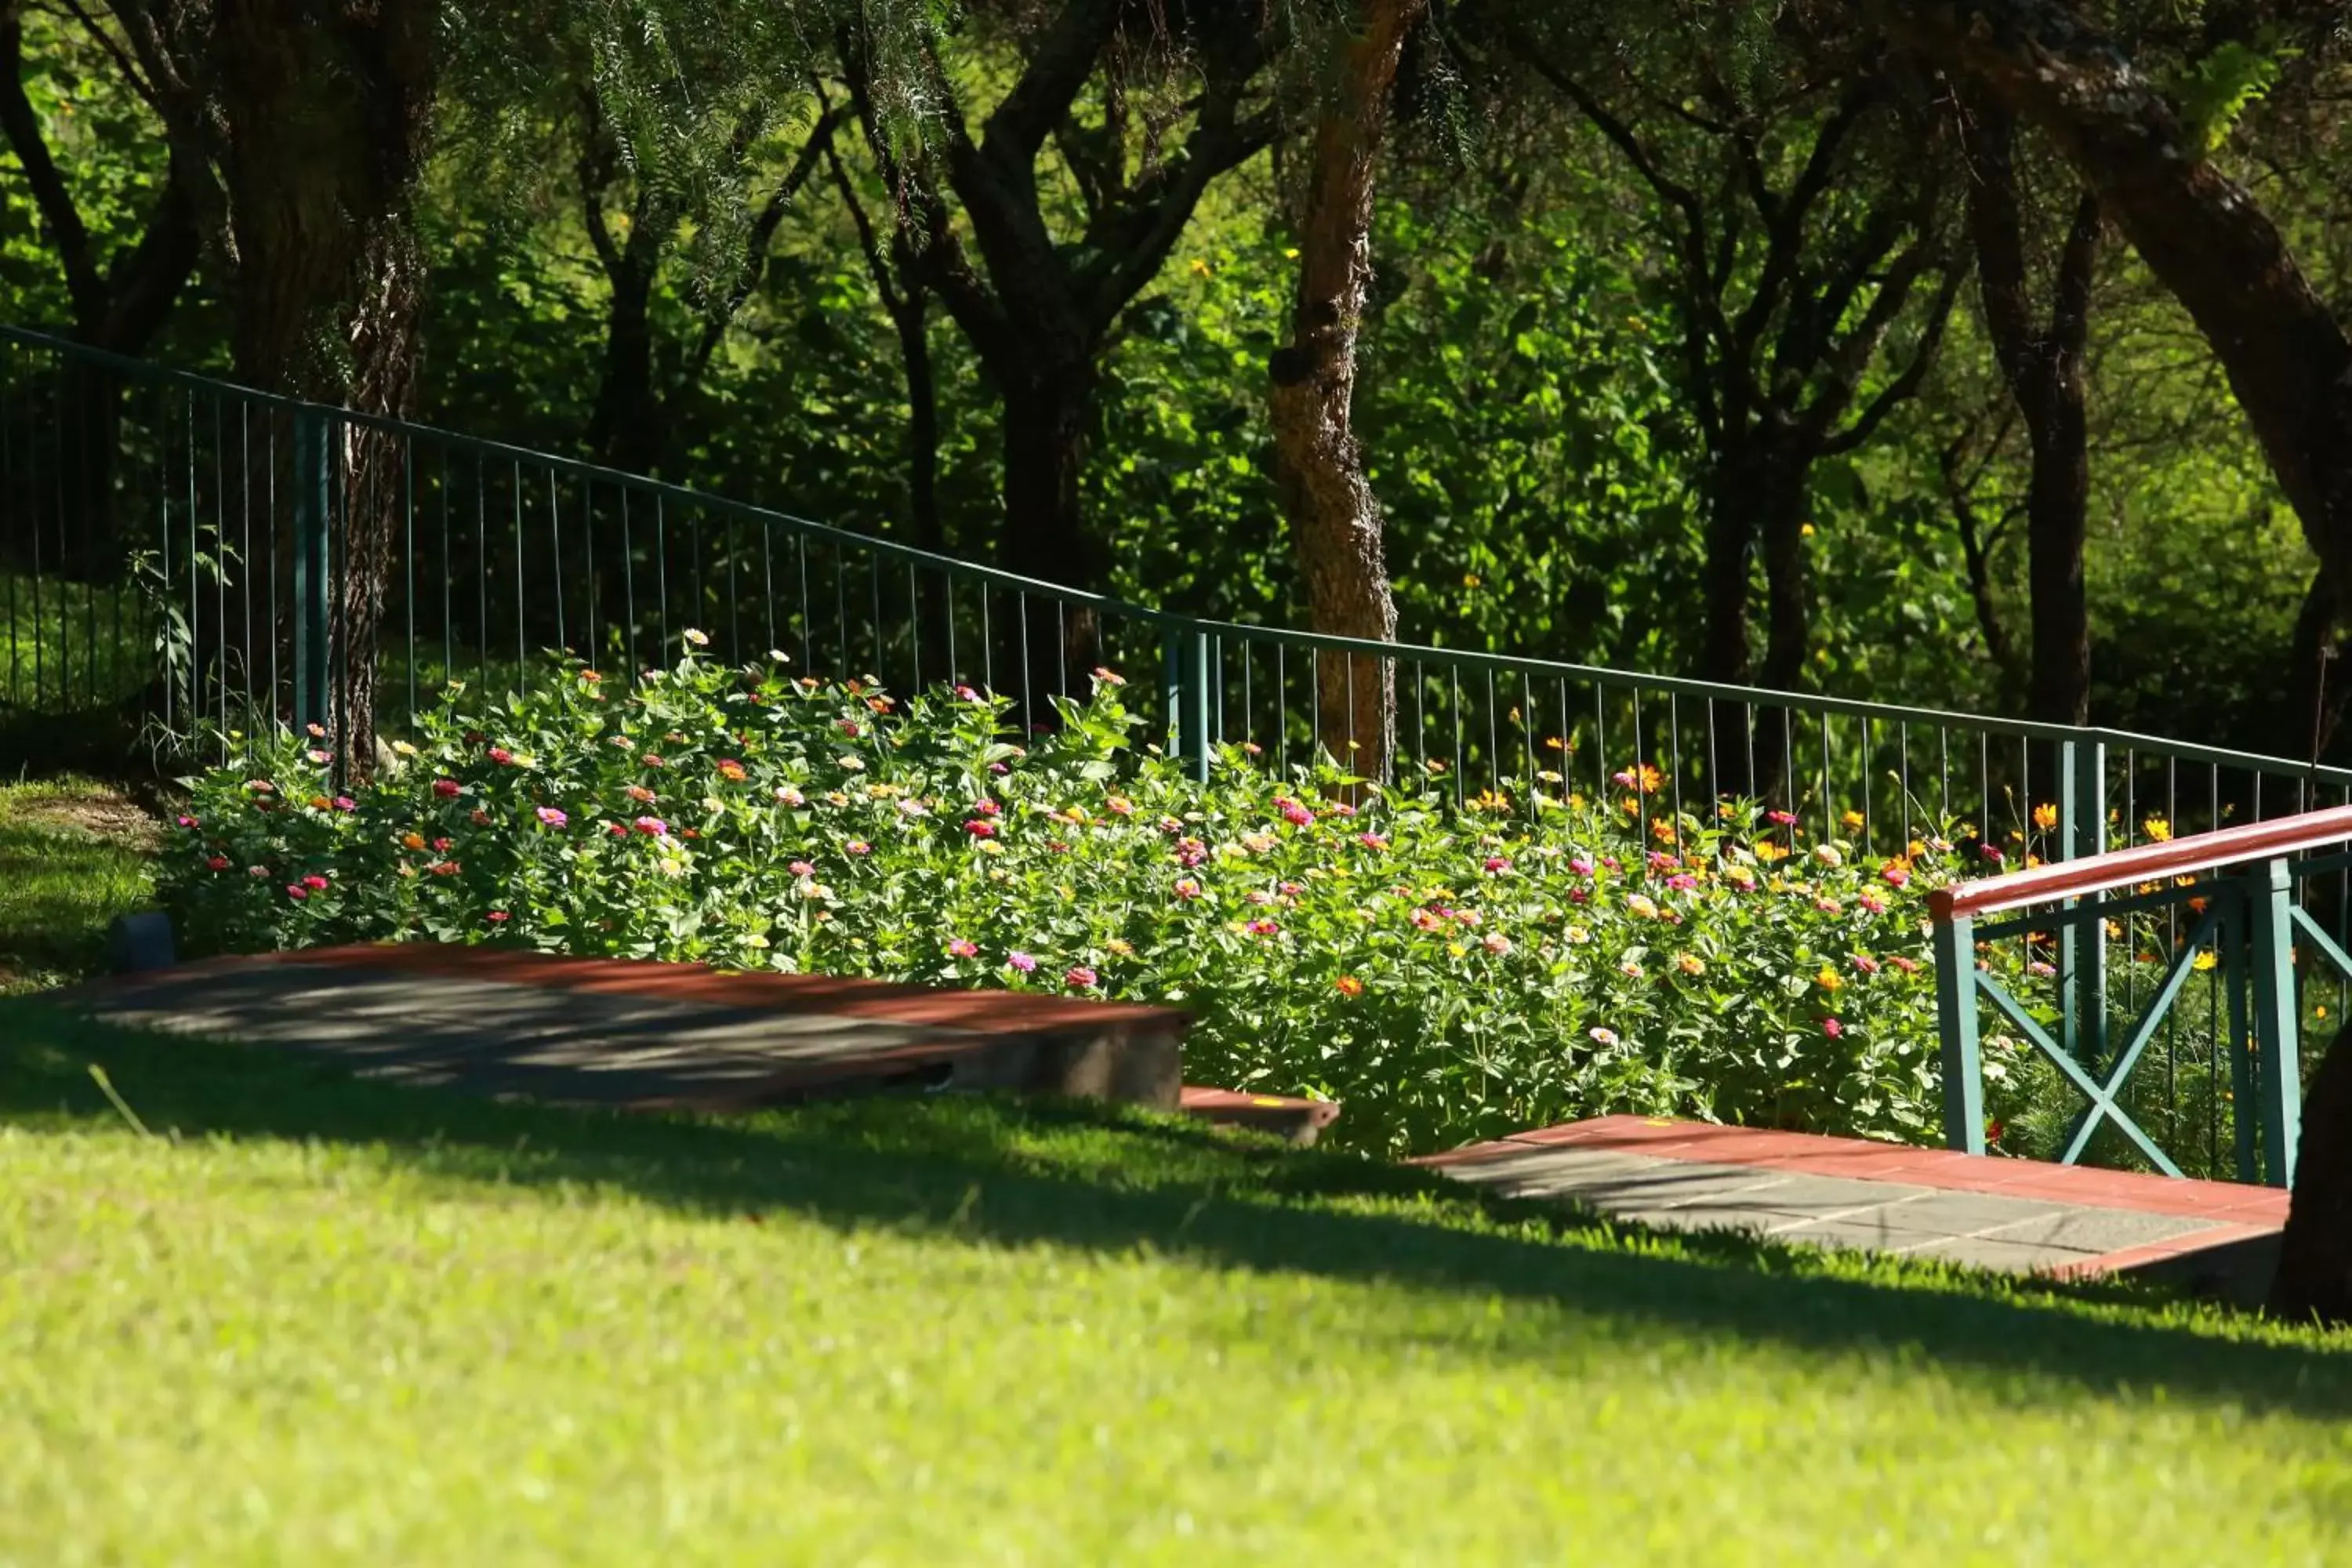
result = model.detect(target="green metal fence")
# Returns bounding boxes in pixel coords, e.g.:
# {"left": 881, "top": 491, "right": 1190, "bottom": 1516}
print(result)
{"left": 5, "top": 320, "right": 2352, "bottom": 1181}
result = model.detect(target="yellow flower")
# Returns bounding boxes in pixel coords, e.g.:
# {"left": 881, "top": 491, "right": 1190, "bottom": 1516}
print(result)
{"left": 1798, "top": 522, "right": 1815, "bottom": 538}
{"left": 1544, "top": 736, "right": 1566, "bottom": 751}
{"left": 2142, "top": 815, "right": 2172, "bottom": 843}
{"left": 2031, "top": 802, "right": 2059, "bottom": 831}
{"left": 1754, "top": 841, "right": 1787, "bottom": 862}
{"left": 1840, "top": 810, "right": 1864, "bottom": 832}
{"left": 1626, "top": 894, "right": 1660, "bottom": 919}
{"left": 1816, "top": 967, "right": 1842, "bottom": 992}
{"left": 1676, "top": 953, "right": 1705, "bottom": 977}
{"left": 2193, "top": 950, "right": 2218, "bottom": 972}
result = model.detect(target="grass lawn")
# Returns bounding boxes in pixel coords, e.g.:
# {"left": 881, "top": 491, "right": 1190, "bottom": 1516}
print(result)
{"left": 0, "top": 774, "right": 158, "bottom": 996}
{"left": 5, "top": 1004, "right": 2351, "bottom": 1564}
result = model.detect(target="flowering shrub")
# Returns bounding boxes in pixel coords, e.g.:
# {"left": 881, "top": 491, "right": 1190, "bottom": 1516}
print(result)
{"left": 165, "top": 648, "right": 1983, "bottom": 1156}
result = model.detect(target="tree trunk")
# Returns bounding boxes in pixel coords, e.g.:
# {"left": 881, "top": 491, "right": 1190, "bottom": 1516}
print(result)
{"left": 2285, "top": 570, "right": 2350, "bottom": 764}
{"left": 1757, "top": 490, "right": 1813, "bottom": 693}
{"left": 1699, "top": 471, "right": 1758, "bottom": 687}
{"left": 191, "top": 0, "right": 438, "bottom": 772}
{"left": 2270, "top": 1022, "right": 2352, "bottom": 1323}
{"left": 1267, "top": 0, "right": 1425, "bottom": 780}
{"left": 585, "top": 261, "right": 666, "bottom": 477}
{"left": 998, "top": 365, "right": 1103, "bottom": 706}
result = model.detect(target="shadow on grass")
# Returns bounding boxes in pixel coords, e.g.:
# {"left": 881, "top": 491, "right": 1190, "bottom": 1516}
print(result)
{"left": 5, "top": 998, "right": 2348, "bottom": 1420}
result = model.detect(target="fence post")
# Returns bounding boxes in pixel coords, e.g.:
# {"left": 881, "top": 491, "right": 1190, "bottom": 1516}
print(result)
{"left": 291, "top": 406, "right": 332, "bottom": 739}
{"left": 2245, "top": 856, "right": 2301, "bottom": 1187}
{"left": 2057, "top": 739, "right": 2108, "bottom": 1073}
{"left": 1161, "top": 624, "right": 1212, "bottom": 783}
{"left": 1933, "top": 910, "right": 1986, "bottom": 1155}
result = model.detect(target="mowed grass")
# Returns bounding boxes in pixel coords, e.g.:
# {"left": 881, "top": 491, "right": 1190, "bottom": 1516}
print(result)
{"left": 4, "top": 1007, "right": 2351, "bottom": 1565}
{"left": 0, "top": 774, "right": 158, "bottom": 995}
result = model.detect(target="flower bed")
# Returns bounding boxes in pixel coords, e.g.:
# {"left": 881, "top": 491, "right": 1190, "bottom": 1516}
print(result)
{"left": 164, "top": 649, "right": 1967, "bottom": 1156}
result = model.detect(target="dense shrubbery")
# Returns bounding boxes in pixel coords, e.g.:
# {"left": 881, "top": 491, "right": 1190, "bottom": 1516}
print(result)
{"left": 165, "top": 644, "right": 1983, "bottom": 1155}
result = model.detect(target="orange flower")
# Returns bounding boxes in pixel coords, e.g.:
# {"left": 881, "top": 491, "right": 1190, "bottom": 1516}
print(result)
{"left": 2031, "top": 802, "right": 2058, "bottom": 831}
{"left": 1334, "top": 975, "right": 1365, "bottom": 998}
{"left": 401, "top": 833, "right": 426, "bottom": 851}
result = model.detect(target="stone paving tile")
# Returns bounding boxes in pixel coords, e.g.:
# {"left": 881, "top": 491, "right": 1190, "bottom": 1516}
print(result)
{"left": 1975, "top": 1205, "right": 2216, "bottom": 1254}
{"left": 1902, "top": 1234, "right": 2101, "bottom": 1272}
{"left": 1548, "top": 1161, "right": 1800, "bottom": 1208}
{"left": 1857, "top": 1189, "right": 2077, "bottom": 1236}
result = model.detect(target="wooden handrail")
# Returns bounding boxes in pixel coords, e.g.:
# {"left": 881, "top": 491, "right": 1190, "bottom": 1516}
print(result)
{"left": 1926, "top": 803, "right": 2352, "bottom": 922}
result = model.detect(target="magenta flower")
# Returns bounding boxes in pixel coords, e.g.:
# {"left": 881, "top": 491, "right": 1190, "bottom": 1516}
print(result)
{"left": 971, "top": 799, "right": 1001, "bottom": 816}
{"left": 1881, "top": 864, "right": 1911, "bottom": 887}
{"left": 1823, "top": 1017, "right": 1844, "bottom": 1038}
{"left": 176, "top": 814, "right": 199, "bottom": 829}
{"left": 1174, "top": 838, "right": 1207, "bottom": 868}
{"left": 1245, "top": 918, "right": 1279, "bottom": 937}
{"left": 333, "top": 796, "right": 355, "bottom": 812}
{"left": 954, "top": 684, "right": 980, "bottom": 702}
{"left": 633, "top": 815, "right": 667, "bottom": 837}
{"left": 1007, "top": 951, "right": 1037, "bottom": 973}
{"left": 536, "top": 807, "right": 568, "bottom": 828}
{"left": 1852, "top": 955, "right": 1882, "bottom": 975}
{"left": 845, "top": 840, "right": 873, "bottom": 857}
{"left": 964, "top": 819, "right": 997, "bottom": 839}
{"left": 989, "top": 761, "right": 1010, "bottom": 775}
{"left": 285, "top": 884, "right": 308, "bottom": 901}
{"left": 1666, "top": 873, "right": 1698, "bottom": 891}
{"left": 1359, "top": 832, "right": 1390, "bottom": 851}
{"left": 300, "top": 874, "right": 328, "bottom": 891}
{"left": 1767, "top": 810, "right": 1798, "bottom": 826}
{"left": 1570, "top": 855, "right": 1595, "bottom": 877}
{"left": 1483, "top": 855, "right": 1510, "bottom": 874}
{"left": 789, "top": 860, "right": 816, "bottom": 877}
{"left": 306, "top": 749, "right": 332, "bottom": 765}
{"left": 1064, "top": 965, "right": 1098, "bottom": 989}
{"left": 1275, "top": 797, "right": 1313, "bottom": 827}
{"left": 488, "top": 746, "right": 514, "bottom": 765}
{"left": 1610, "top": 769, "right": 1636, "bottom": 789}
{"left": 1981, "top": 844, "right": 2005, "bottom": 864}
{"left": 1173, "top": 877, "right": 1203, "bottom": 901}
{"left": 1858, "top": 893, "right": 1888, "bottom": 915}
{"left": 486, "top": 910, "right": 510, "bottom": 924}
{"left": 433, "top": 779, "right": 460, "bottom": 798}
{"left": 947, "top": 938, "right": 979, "bottom": 959}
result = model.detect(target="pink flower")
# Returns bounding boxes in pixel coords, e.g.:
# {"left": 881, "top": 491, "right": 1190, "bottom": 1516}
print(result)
{"left": 1666, "top": 873, "right": 1698, "bottom": 891}
{"left": 1889, "top": 955, "right": 1921, "bottom": 975}
{"left": 1483, "top": 855, "right": 1511, "bottom": 874}
{"left": 1105, "top": 796, "right": 1135, "bottom": 816}
{"left": 1276, "top": 797, "right": 1314, "bottom": 827}
{"left": 1858, "top": 893, "right": 1888, "bottom": 915}
{"left": 1173, "top": 877, "right": 1203, "bottom": 900}
{"left": 972, "top": 799, "right": 1001, "bottom": 816}
{"left": 1881, "top": 864, "right": 1911, "bottom": 888}
{"left": 176, "top": 815, "right": 199, "bottom": 829}
{"left": 1064, "top": 965, "right": 1098, "bottom": 989}
{"left": 1767, "top": 810, "right": 1797, "bottom": 826}
{"left": 333, "top": 796, "right": 355, "bottom": 812}
{"left": 285, "top": 884, "right": 308, "bottom": 901}
{"left": 433, "top": 779, "right": 460, "bottom": 797}
{"left": 2029, "top": 960, "right": 2057, "bottom": 978}
{"left": 1174, "top": 838, "right": 1208, "bottom": 868}
{"left": 954, "top": 684, "right": 980, "bottom": 702}
{"left": 1007, "top": 951, "right": 1038, "bottom": 973}
{"left": 300, "top": 874, "right": 328, "bottom": 891}
{"left": 486, "top": 910, "right": 510, "bottom": 924}
{"left": 1610, "top": 770, "right": 1636, "bottom": 789}
{"left": 1482, "top": 932, "right": 1512, "bottom": 955}
{"left": 1981, "top": 844, "right": 2005, "bottom": 864}
{"left": 633, "top": 815, "right": 667, "bottom": 837}
{"left": 1823, "top": 1017, "right": 1844, "bottom": 1039}
{"left": 306, "top": 749, "right": 333, "bottom": 766}
{"left": 1813, "top": 898, "right": 1842, "bottom": 915}
{"left": 626, "top": 784, "right": 657, "bottom": 804}
{"left": 1570, "top": 855, "right": 1595, "bottom": 877}
{"left": 1246, "top": 918, "right": 1280, "bottom": 937}
{"left": 1852, "top": 955, "right": 1881, "bottom": 975}
{"left": 1278, "top": 881, "right": 1303, "bottom": 897}
{"left": 641, "top": 753, "right": 666, "bottom": 768}
{"left": 845, "top": 839, "right": 873, "bottom": 856}
{"left": 536, "top": 807, "right": 568, "bottom": 828}
{"left": 205, "top": 855, "right": 230, "bottom": 871}
{"left": 1244, "top": 889, "right": 1274, "bottom": 906}
{"left": 789, "top": 860, "right": 816, "bottom": 877}
{"left": 248, "top": 865, "right": 268, "bottom": 877}
{"left": 775, "top": 786, "right": 806, "bottom": 807}
{"left": 1329, "top": 801, "right": 1357, "bottom": 817}
{"left": 488, "top": 746, "right": 514, "bottom": 765}
{"left": 432, "top": 837, "right": 453, "bottom": 852}
{"left": 947, "top": 938, "right": 979, "bottom": 959}
{"left": 987, "top": 761, "right": 1010, "bottom": 775}
{"left": 1359, "top": 832, "right": 1390, "bottom": 851}
{"left": 306, "top": 723, "right": 327, "bottom": 739}
{"left": 964, "top": 819, "right": 997, "bottom": 838}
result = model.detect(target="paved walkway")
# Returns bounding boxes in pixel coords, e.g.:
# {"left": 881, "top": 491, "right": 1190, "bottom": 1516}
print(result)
{"left": 62, "top": 944, "right": 1189, "bottom": 1113}
{"left": 1420, "top": 1116, "right": 2288, "bottom": 1295}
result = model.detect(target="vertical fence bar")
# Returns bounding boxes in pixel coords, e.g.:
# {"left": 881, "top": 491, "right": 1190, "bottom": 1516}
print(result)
{"left": 1163, "top": 623, "right": 1212, "bottom": 783}
{"left": 290, "top": 406, "right": 332, "bottom": 738}
{"left": 1933, "top": 910, "right": 1986, "bottom": 1154}
{"left": 2060, "top": 739, "right": 2109, "bottom": 1075}
{"left": 2245, "top": 856, "right": 2301, "bottom": 1186}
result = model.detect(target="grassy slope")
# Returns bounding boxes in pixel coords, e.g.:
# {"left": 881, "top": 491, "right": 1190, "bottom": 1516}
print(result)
{"left": 0, "top": 775, "right": 156, "bottom": 995}
{"left": 5, "top": 1004, "right": 2350, "bottom": 1565}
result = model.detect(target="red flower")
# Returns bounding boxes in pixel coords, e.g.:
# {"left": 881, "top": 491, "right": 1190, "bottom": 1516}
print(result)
{"left": 285, "top": 884, "right": 308, "bottom": 901}
{"left": 964, "top": 819, "right": 997, "bottom": 838}
{"left": 301, "top": 874, "right": 329, "bottom": 891}
{"left": 433, "top": 779, "right": 460, "bottom": 797}
{"left": 1334, "top": 975, "right": 1365, "bottom": 998}
{"left": 429, "top": 860, "right": 461, "bottom": 877}
{"left": 1064, "top": 965, "right": 1098, "bottom": 989}
{"left": 487, "top": 747, "right": 514, "bottom": 765}
{"left": 485, "top": 910, "right": 511, "bottom": 924}
{"left": 432, "top": 837, "right": 452, "bottom": 852}
{"left": 1881, "top": 864, "right": 1911, "bottom": 888}
{"left": 205, "top": 855, "right": 230, "bottom": 871}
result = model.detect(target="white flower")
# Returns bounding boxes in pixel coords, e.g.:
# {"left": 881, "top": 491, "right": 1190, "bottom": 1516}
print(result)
{"left": 837, "top": 756, "right": 865, "bottom": 771}
{"left": 682, "top": 627, "right": 710, "bottom": 648}
{"left": 1812, "top": 844, "right": 1843, "bottom": 869}
{"left": 767, "top": 648, "right": 791, "bottom": 664}
{"left": 775, "top": 786, "right": 805, "bottom": 807}
{"left": 1588, "top": 1026, "right": 1621, "bottom": 1047}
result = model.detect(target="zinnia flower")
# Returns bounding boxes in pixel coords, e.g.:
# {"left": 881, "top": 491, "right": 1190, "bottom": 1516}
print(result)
{"left": 486, "top": 910, "right": 510, "bottom": 924}
{"left": 285, "top": 884, "right": 308, "bottom": 901}
{"left": 1173, "top": 877, "right": 1203, "bottom": 900}
{"left": 1064, "top": 965, "right": 1097, "bottom": 989}
{"left": 176, "top": 815, "right": 198, "bottom": 829}
{"left": 716, "top": 760, "right": 747, "bottom": 782}
{"left": 1588, "top": 1026, "right": 1620, "bottom": 1047}
{"left": 845, "top": 840, "right": 873, "bottom": 857}
{"left": 1482, "top": 932, "right": 1512, "bottom": 955}
{"left": 633, "top": 815, "right": 667, "bottom": 836}
{"left": 1881, "top": 864, "right": 1911, "bottom": 887}
{"left": 433, "top": 778, "right": 460, "bottom": 797}
{"left": 947, "top": 938, "right": 979, "bottom": 959}
{"left": 1823, "top": 1018, "right": 1844, "bottom": 1039}
{"left": 789, "top": 860, "right": 816, "bottom": 877}
{"left": 301, "top": 874, "right": 328, "bottom": 891}
{"left": 488, "top": 747, "right": 514, "bottom": 765}
{"left": 536, "top": 807, "right": 568, "bottom": 828}
{"left": 964, "top": 819, "right": 997, "bottom": 838}
{"left": 1007, "top": 951, "right": 1038, "bottom": 973}
{"left": 1483, "top": 855, "right": 1510, "bottom": 874}
{"left": 205, "top": 855, "right": 230, "bottom": 871}
{"left": 1334, "top": 975, "right": 1365, "bottom": 998}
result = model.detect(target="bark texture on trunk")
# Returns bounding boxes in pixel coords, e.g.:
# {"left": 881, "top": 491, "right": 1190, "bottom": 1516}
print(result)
{"left": 1877, "top": 0, "right": 2352, "bottom": 1325}
{"left": 1965, "top": 99, "right": 2099, "bottom": 725}
{"left": 1269, "top": 0, "right": 1427, "bottom": 777}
